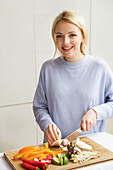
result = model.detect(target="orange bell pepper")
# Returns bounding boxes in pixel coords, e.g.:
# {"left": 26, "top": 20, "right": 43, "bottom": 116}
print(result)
{"left": 45, "top": 143, "right": 48, "bottom": 149}
{"left": 19, "top": 145, "right": 35, "bottom": 154}
{"left": 13, "top": 143, "right": 64, "bottom": 161}
{"left": 27, "top": 154, "right": 45, "bottom": 160}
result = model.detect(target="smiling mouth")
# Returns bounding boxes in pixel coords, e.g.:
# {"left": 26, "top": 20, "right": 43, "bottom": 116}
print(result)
{"left": 62, "top": 46, "right": 73, "bottom": 51}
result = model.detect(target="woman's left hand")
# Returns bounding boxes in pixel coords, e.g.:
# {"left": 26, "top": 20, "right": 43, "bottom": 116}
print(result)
{"left": 80, "top": 109, "right": 97, "bottom": 131}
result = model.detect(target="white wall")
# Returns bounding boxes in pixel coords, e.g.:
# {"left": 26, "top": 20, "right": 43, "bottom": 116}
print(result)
{"left": 0, "top": 0, "right": 113, "bottom": 152}
{"left": 90, "top": 0, "right": 113, "bottom": 134}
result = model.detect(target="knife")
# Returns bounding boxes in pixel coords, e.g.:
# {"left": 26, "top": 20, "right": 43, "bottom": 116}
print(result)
{"left": 65, "top": 128, "right": 82, "bottom": 142}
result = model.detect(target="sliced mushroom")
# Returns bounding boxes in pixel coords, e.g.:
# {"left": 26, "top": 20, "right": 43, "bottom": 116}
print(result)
{"left": 70, "top": 150, "right": 100, "bottom": 164}
{"left": 62, "top": 147, "right": 68, "bottom": 151}
{"left": 76, "top": 138, "right": 93, "bottom": 151}
{"left": 50, "top": 138, "right": 62, "bottom": 147}
{"left": 61, "top": 139, "right": 70, "bottom": 146}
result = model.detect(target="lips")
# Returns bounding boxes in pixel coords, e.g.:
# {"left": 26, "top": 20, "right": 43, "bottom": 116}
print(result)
{"left": 62, "top": 46, "right": 73, "bottom": 52}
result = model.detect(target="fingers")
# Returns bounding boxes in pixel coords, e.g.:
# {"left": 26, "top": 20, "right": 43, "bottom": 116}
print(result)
{"left": 81, "top": 109, "right": 97, "bottom": 132}
{"left": 86, "top": 120, "right": 92, "bottom": 131}
{"left": 48, "top": 124, "right": 56, "bottom": 141}
{"left": 45, "top": 124, "right": 61, "bottom": 145}
{"left": 45, "top": 128, "right": 53, "bottom": 145}
{"left": 56, "top": 127, "right": 62, "bottom": 139}
{"left": 81, "top": 119, "right": 93, "bottom": 132}
{"left": 52, "top": 124, "right": 59, "bottom": 140}
{"left": 81, "top": 119, "right": 86, "bottom": 131}
{"left": 45, "top": 124, "right": 56, "bottom": 145}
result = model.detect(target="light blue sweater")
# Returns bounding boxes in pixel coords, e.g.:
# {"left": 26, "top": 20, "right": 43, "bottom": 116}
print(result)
{"left": 33, "top": 55, "right": 113, "bottom": 142}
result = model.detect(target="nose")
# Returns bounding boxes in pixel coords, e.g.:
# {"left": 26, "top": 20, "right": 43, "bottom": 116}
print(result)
{"left": 63, "top": 35, "right": 70, "bottom": 45}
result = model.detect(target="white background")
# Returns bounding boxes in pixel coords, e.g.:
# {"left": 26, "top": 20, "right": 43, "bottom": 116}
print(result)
{"left": 0, "top": 0, "right": 113, "bottom": 152}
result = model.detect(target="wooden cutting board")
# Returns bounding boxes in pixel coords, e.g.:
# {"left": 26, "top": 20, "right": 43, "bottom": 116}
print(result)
{"left": 4, "top": 137, "right": 113, "bottom": 170}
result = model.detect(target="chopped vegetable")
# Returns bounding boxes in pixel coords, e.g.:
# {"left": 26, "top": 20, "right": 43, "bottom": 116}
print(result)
{"left": 52, "top": 155, "right": 69, "bottom": 166}
{"left": 34, "top": 158, "right": 39, "bottom": 161}
{"left": 58, "top": 153, "right": 66, "bottom": 158}
{"left": 22, "top": 159, "right": 48, "bottom": 170}
{"left": 45, "top": 143, "right": 48, "bottom": 149}
{"left": 46, "top": 155, "right": 53, "bottom": 160}
{"left": 59, "top": 156, "right": 63, "bottom": 166}
{"left": 19, "top": 146, "right": 35, "bottom": 154}
{"left": 21, "top": 163, "right": 40, "bottom": 170}
{"left": 63, "top": 156, "right": 69, "bottom": 165}
{"left": 13, "top": 142, "right": 63, "bottom": 161}
{"left": 40, "top": 159, "right": 51, "bottom": 164}
{"left": 52, "top": 157, "right": 60, "bottom": 165}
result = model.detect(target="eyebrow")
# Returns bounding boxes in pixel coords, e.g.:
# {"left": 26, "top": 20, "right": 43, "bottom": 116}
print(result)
{"left": 56, "top": 31, "right": 76, "bottom": 34}
{"left": 56, "top": 32, "right": 62, "bottom": 34}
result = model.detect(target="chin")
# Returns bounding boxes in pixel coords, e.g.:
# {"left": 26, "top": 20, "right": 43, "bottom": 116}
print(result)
{"left": 64, "top": 55, "right": 73, "bottom": 59}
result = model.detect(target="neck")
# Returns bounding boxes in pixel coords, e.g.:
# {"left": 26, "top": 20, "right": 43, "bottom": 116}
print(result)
{"left": 64, "top": 53, "right": 85, "bottom": 62}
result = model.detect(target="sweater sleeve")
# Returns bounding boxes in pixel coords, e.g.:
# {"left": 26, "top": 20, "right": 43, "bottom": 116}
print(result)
{"left": 33, "top": 64, "right": 54, "bottom": 132}
{"left": 92, "top": 63, "right": 113, "bottom": 120}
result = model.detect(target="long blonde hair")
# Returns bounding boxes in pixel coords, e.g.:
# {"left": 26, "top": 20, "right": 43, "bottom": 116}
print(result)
{"left": 51, "top": 10, "right": 88, "bottom": 59}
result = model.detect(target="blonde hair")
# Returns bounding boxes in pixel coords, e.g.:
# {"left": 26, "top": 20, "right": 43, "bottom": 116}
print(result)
{"left": 52, "top": 10, "right": 88, "bottom": 59}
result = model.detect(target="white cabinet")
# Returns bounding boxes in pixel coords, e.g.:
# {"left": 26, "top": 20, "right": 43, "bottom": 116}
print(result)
{"left": 0, "top": 0, "right": 36, "bottom": 106}
{"left": 0, "top": 104, "right": 36, "bottom": 152}
{"left": 0, "top": 0, "right": 37, "bottom": 152}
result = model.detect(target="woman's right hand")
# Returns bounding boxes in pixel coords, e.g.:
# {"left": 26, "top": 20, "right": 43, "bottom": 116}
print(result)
{"left": 45, "top": 124, "right": 62, "bottom": 145}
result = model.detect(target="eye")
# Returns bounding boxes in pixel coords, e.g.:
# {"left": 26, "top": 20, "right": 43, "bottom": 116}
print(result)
{"left": 56, "top": 35, "right": 62, "bottom": 38}
{"left": 70, "top": 34, "right": 77, "bottom": 37}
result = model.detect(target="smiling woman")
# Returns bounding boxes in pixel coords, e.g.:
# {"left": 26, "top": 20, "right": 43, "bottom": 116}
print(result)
{"left": 33, "top": 10, "right": 113, "bottom": 146}
{"left": 52, "top": 11, "right": 88, "bottom": 61}
{"left": 55, "top": 21, "right": 84, "bottom": 62}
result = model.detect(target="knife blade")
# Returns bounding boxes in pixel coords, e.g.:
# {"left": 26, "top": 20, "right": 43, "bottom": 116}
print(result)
{"left": 65, "top": 128, "right": 82, "bottom": 142}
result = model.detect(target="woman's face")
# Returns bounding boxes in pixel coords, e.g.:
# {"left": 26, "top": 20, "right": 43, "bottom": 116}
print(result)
{"left": 55, "top": 20, "right": 84, "bottom": 62}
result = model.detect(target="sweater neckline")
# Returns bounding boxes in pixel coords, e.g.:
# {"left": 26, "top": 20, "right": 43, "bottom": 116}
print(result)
{"left": 57, "top": 54, "right": 89, "bottom": 68}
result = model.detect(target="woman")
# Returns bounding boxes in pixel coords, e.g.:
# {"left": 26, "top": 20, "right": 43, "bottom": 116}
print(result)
{"left": 33, "top": 10, "right": 113, "bottom": 145}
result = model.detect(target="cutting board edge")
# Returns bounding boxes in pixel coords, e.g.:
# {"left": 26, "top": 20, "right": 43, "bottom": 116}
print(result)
{"left": 4, "top": 152, "right": 16, "bottom": 170}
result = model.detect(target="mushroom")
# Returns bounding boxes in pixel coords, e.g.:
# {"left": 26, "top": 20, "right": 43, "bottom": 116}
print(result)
{"left": 50, "top": 138, "right": 70, "bottom": 147}
{"left": 61, "top": 139, "right": 70, "bottom": 146}
{"left": 50, "top": 138, "right": 62, "bottom": 147}
{"left": 76, "top": 138, "right": 93, "bottom": 151}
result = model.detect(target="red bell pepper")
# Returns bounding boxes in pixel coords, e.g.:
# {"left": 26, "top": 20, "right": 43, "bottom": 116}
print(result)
{"left": 22, "top": 159, "right": 48, "bottom": 170}
{"left": 46, "top": 155, "right": 53, "bottom": 160}
{"left": 21, "top": 163, "right": 40, "bottom": 170}
{"left": 40, "top": 159, "right": 51, "bottom": 164}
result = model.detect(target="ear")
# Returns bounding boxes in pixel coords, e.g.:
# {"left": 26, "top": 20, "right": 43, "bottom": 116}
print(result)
{"left": 81, "top": 37, "right": 85, "bottom": 44}
{"left": 82, "top": 32, "right": 85, "bottom": 41}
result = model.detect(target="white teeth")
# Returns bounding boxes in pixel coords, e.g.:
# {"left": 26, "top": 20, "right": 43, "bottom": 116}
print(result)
{"left": 63, "top": 47, "right": 72, "bottom": 50}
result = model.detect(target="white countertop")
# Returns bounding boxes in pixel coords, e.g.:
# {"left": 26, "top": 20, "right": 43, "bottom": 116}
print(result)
{"left": 0, "top": 132, "right": 113, "bottom": 170}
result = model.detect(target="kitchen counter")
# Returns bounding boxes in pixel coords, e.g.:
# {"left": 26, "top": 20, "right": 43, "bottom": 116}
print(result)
{"left": 1, "top": 132, "right": 113, "bottom": 170}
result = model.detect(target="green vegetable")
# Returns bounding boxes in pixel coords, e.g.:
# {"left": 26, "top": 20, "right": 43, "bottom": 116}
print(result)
{"left": 58, "top": 153, "right": 66, "bottom": 158}
{"left": 52, "top": 155, "right": 69, "bottom": 166}
{"left": 52, "top": 157, "right": 60, "bottom": 165}
{"left": 63, "top": 156, "right": 69, "bottom": 165}
{"left": 59, "top": 156, "right": 63, "bottom": 166}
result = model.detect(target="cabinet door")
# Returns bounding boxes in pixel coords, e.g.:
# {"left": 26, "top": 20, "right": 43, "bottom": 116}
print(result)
{"left": 0, "top": 0, "right": 35, "bottom": 106}
{"left": 91, "top": 0, "right": 113, "bottom": 134}
{"left": 34, "top": 0, "right": 91, "bottom": 144}
{"left": 0, "top": 104, "right": 36, "bottom": 152}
